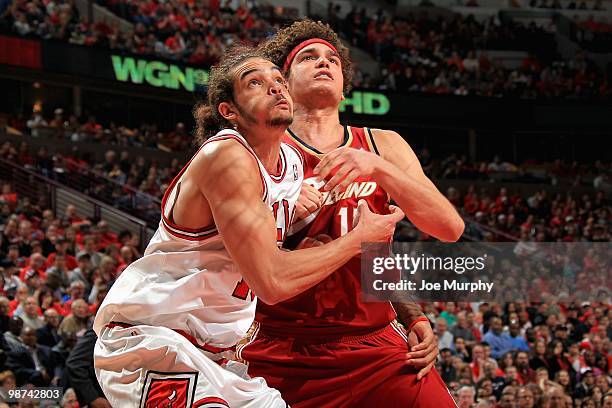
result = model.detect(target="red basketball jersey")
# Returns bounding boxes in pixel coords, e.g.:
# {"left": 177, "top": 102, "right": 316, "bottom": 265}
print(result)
{"left": 254, "top": 125, "right": 397, "bottom": 338}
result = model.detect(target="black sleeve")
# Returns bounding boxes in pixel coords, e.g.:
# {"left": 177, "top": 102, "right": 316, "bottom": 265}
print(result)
{"left": 6, "top": 350, "right": 42, "bottom": 386}
{"left": 65, "top": 329, "right": 105, "bottom": 405}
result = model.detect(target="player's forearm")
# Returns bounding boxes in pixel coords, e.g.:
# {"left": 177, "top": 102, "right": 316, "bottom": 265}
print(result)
{"left": 261, "top": 232, "right": 362, "bottom": 305}
{"left": 374, "top": 160, "right": 464, "bottom": 242}
{"left": 392, "top": 301, "right": 426, "bottom": 328}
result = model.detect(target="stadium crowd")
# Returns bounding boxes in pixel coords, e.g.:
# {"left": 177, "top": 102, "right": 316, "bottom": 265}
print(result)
{"left": 0, "top": 184, "right": 140, "bottom": 406}
{"left": 571, "top": 15, "right": 612, "bottom": 53}
{"left": 4, "top": 107, "right": 192, "bottom": 152}
{"left": 0, "top": 181, "right": 610, "bottom": 406}
{"left": 1, "top": 102, "right": 611, "bottom": 407}
{"left": 2, "top": 109, "right": 611, "bottom": 242}
{"left": 0, "top": 0, "right": 280, "bottom": 65}
{"left": 1, "top": 0, "right": 611, "bottom": 99}
{"left": 325, "top": 7, "right": 610, "bottom": 98}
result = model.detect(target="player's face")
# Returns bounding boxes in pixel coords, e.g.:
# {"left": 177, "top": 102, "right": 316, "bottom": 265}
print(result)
{"left": 287, "top": 42, "right": 344, "bottom": 104}
{"left": 229, "top": 58, "right": 293, "bottom": 130}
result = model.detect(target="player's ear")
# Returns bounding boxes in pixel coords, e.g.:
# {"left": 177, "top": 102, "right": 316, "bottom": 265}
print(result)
{"left": 218, "top": 102, "right": 237, "bottom": 122}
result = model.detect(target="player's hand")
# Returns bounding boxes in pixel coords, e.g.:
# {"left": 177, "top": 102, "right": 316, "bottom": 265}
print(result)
{"left": 314, "top": 147, "right": 383, "bottom": 191}
{"left": 406, "top": 320, "right": 438, "bottom": 380}
{"left": 352, "top": 200, "right": 404, "bottom": 243}
{"left": 90, "top": 397, "right": 113, "bottom": 408}
{"left": 296, "top": 234, "right": 333, "bottom": 249}
{"left": 295, "top": 182, "right": 323, "bottom": 221}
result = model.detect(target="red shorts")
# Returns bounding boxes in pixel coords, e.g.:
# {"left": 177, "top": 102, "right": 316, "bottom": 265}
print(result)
{"left": 240, "top": 321, "right": 458, "bottom": 408}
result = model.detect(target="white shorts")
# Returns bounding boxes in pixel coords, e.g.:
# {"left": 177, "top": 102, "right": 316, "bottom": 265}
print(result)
{"left": 94, "top": 324, "right": 286, "bottom": 408}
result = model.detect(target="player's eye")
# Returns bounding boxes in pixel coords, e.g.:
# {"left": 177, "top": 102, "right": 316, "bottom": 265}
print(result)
{"left": 249, "top": 79, "right": 261, "bottom": 87}
{"left": 330, "top": 57, "right": 339, "bottom": 65}
{"left": 275, "top": 77, "right": 286, "bottom": 86}
{"left": 302, "top": 55, "right": 315, "bottom": 61}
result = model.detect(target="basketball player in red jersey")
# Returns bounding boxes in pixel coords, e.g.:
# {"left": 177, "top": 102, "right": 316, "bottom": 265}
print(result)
{"left": 239, "top": 21, "right": 464, "bottom": 407}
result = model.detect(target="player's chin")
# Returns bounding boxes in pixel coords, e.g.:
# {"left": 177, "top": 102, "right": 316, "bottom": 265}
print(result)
{"left": 267, "top": 112, "right": 293, "bottom": 128}
{"left": 308, "top": 81, "right": 342, "bottom": 96}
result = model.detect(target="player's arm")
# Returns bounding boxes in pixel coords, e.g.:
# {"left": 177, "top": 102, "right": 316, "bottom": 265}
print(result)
{"left": 393, "top": 302, "right": 438, "bottom": 380}
{"left": 370, "top": 129, "right": 464, "bottom": 242}
{"left": 315, "top": 130, "right": 464, "bottom": 242}
{"left": 195, "top": 140, "right": 401, "bottom": 305}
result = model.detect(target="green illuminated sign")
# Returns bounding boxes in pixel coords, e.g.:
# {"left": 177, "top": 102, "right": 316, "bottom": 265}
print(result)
{"left": 339, "top": 91, "right": 390, "bottom": 115}
{"left": 111, "top": 55, "right": 209, "bottom": 92}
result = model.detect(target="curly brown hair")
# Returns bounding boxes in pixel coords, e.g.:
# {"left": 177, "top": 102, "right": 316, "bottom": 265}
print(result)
{"left": 193, "top": 44, "right": 264, "bottom": 145}
{"left": 261, "top": 19, "right": 353, "bottom": 94}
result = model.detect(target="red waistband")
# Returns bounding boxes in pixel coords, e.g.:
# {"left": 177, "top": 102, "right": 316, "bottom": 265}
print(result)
{"left": 257, "top": 321, "right": 396, "bottom": 344}
{"left": 106, "top": 321, "right": 236, "bottom": 355}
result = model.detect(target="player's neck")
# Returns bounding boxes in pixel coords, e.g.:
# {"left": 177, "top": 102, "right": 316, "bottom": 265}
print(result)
{"left": 290, "top": 104, "right": 344, "bottom": 152}
{"left": 246, "top": 126, "right": 284, "bottom": 174}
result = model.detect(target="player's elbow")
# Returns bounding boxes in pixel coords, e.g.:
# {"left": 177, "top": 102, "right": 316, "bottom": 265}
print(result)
{"left": 253, "top": 275, "right": 284, "bottom": 305}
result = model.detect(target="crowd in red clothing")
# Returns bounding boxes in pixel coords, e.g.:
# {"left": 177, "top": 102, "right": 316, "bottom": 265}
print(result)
{"left": 571, "top": 15, "right": 612, "bottom": 53}
{"left": 0, "top": 0, "right": 281, "bottom": 65}
{"left": 1, "top": 135, "right": 610, "bottom": 406}
{"left": 98, "top": 0, "right": 283, "bottom": 64}
{"left": 2, "top": 0, "right": 611, "bottom": 99}
{"left": 0, "top": 184, "right": 142, "bottom": 391}
{"left": 4, "top": 116, "right": 611, "bottom": 242}
{"left": 326, "top": 7, "right": 611, "bottom": 99}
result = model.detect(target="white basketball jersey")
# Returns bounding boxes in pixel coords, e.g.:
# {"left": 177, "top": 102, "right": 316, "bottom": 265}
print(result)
{"left": 93, "top": 129, "right": 303, "bottom": 354}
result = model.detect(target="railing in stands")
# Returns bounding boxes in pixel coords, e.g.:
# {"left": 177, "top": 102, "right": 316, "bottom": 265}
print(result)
{"left": 462, "top": 215, "right": 520, "bottom": 241}
{"left": 0, "top": 158, "right": 156, "bottom": 250}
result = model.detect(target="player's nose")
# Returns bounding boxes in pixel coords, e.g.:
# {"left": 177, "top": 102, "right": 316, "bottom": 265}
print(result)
{"left": 315, "top": 56, "right": 330, "bottom": 68}
{"left": 268, "top": 81, "right": 283, "bottom": 95}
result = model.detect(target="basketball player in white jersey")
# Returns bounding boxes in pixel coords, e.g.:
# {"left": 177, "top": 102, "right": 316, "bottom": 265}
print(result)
{"left": 93, "top": 45, "right": 404, "bottom": 407}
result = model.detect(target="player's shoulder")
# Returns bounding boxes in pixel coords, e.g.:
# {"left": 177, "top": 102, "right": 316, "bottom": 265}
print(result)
{"left": 189, "top": 132, "right": 261, "bottom": 186}
{"left": 366, "top": 127, "right": 403, "bottom": 141}
{"left": 195, "top": 131, "right": 258, "bottom": 169}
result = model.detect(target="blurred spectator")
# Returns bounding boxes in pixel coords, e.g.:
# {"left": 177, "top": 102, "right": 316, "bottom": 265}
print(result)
{"left": 0, "top": 370, "right": 16, "bottom": 401}
{"left": 58, "top": 299, "right": 89, "bottom": 338}
{"left": 437, "top": 317, "right": 455, "bottom": 350}
{"left": 457, "top": 385, "right": 476, "bottom": 407}
{"left": 36, "top": 308, "right": 61, "bottom": 347}
{"left": 71, "top": 253, "right": 93, "bottom": 292}
{"left": 14, "top": 296, "right": 43, "bottom": 330}
{"left": 26, "top": 107, "right": 48, "bottom": 138}
{"left": 62, "top": 388, "right": 80, "bottom": 408}
{"left": 484, "top": 317, "right": 515, "bottom": 359}
{"left": 66, "top": 329, "right": 110, "bottom": 408}
{"left": 452, "top": 311, "right": 477, "bottom": 346}
{"left": 77, "top": 237, "right": 104, "bottom": 268}
{"left": 2, "top": 316, "right": 23, "bottom": 352}
{"left": 5, "top": 326, "right": 60, "bottom": 386}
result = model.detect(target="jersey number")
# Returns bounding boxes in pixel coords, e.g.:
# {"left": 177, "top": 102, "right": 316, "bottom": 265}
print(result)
{"left": 338, "top": 206, "right": 358, "bottom": 236}
{"left": 272, "top": 199, "right": 290, "bottom": 244}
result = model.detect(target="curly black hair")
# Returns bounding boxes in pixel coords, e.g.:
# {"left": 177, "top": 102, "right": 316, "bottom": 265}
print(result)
{"left": 193, "top": 44, "right": 264, "bottom": 145}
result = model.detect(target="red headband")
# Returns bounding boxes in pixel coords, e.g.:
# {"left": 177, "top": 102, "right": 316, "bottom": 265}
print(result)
{"left": 282, "top": 38, "right": 339, "bottom": 72}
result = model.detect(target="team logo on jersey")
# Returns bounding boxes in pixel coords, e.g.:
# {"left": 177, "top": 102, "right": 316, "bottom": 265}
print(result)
{"left": 303, "top": 177, "right": 378, "bottom": 206}
{"left": 140, "top": 371, "right": 197, "bottom": 408}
